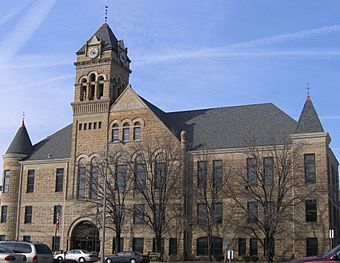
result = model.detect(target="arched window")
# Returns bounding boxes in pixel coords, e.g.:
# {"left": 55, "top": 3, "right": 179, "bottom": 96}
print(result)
{"left": 133, "top": 122, "right": 141, "bottom": 141}
{"left": 97, "top": 76, "right": 104, "bottom": 99}
{"left": 77, "top": 159, "right": 86, "bottom": 199}
{"left": 89, "top": 73, "right": 96, "bottom": 82}
{"left": 80, "top": 85, "right": 87, "bottom": 101}
{"left": 135, "top": 155, "right": 146, "bottom": 190}
{"left": 89, "top": 84, "right": 95, "bottom": 100}
{"left": 112, "top": 124, "right": 119, "bottom": 142}
{"left": 90, "top": 158, "right": 99, "bottom": 199}
{"left": 122, "top": 123, "right": 130, "bottom": 142}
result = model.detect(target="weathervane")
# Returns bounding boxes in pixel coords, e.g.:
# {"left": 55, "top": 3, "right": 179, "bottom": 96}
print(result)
{"left": 22, "top": 112, "right": 26, "bottom": 126}
{"left": 307, "top": 82, "right": 310, "bottom": 97}
{"left": 105, "top": 5, "right": 108, "bottom": 23}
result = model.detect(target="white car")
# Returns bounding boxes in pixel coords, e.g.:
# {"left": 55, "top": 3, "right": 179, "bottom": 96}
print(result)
{"left": 54, "top": 249, "right": 98, "bottom": 262}
{"left": 0, "top": 245, "right": 27, "bottom": 263}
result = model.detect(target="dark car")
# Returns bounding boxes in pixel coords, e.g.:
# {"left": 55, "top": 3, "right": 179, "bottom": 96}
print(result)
{"left": 106, "top": 251, "right": 149, "bottom": 263}
{"left": 289, "top": 245, "right": 340, "bottom": 263}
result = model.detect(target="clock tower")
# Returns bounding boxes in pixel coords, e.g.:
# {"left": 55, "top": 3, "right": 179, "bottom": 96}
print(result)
{"left": 69, "top": 23, "right": 132, "bottom": 199}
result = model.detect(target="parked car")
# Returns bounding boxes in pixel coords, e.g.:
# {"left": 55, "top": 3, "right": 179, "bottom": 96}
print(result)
{"left": 53, "top": 249, "right": 98, "bottom": 262}
{"left": 289, "top": 244, "right": 340, "bottom": 263}
{"left": 0, "top": 245, "right": 27, "bottom": 263}
{"left": 105, "top": 251, "right": 150, "bottom": 263}
{"left": 0, "top": 241, "right": 52, "bottom": 263}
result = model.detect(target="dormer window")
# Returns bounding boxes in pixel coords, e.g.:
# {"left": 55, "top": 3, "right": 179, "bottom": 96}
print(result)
{"left": 122, "top": 123, "right": 130, "bottom": 142}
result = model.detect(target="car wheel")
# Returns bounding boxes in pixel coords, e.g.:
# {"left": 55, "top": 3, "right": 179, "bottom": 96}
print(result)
{"left": 79, "top": 257, "right": 85, "bottom": 263}
{"left": 57, "top": 257, "right": 63, "bottom": 262}
{"left": 130, "top": 259, "right": 136, "bottom": 263}
{"left": 106, "top": 259, "right": 112, "bottom": 263}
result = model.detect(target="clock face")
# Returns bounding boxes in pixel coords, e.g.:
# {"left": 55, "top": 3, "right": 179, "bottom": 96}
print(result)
{"left": 119, "top": 51, "right": 126, "bottom": 63}
{"left": 88, "top": 46, "right": 99, "bottom": 58}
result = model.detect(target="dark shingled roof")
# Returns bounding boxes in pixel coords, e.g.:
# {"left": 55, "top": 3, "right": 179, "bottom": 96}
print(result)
{"left": 20, "top": 100, "right": 313, "bottom": 160}
{"left": 295, "top": 96, "right": 324, "bottom": 134}
{"left": 26, "top": 124, "right": 72, "bottom": 161}
{"left": 152, "top": 102, "right": 298, "bottom": 150}
{"left": 77, "top": 23, "right": 118, "bottom": 55}
{"left": 6, "top": 121, "right": 32, "bottom": 155}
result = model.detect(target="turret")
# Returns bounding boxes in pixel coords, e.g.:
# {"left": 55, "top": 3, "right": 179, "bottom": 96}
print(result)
{"left": 1, "top": 120, "right": 32, "bottom": 240}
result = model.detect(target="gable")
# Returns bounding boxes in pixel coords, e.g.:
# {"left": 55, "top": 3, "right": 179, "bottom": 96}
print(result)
{"left": 110, "top": 87, "right": 147, "bottom": 112}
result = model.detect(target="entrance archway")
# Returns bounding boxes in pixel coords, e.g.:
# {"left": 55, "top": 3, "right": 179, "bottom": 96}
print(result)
{"left": 71, "top": 220, "right": 100, "bottom": 252}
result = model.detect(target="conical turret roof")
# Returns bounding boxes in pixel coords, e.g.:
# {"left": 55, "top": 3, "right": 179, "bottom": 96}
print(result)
{"left": 6, "top": 121, "right": 33, "bottom": 155}
{"left": 295, "top": 96, "right": 324, "bottom": 134}
{"left": 77, "top": 23, "right": 118, "bottom": 54}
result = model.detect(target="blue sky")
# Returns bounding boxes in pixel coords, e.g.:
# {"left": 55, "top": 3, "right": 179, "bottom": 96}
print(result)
{"left": 1, "top": 0, "right": 340, "bottom": 171}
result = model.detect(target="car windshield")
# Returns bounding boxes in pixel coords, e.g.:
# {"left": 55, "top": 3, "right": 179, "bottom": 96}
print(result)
{"left": 134, "top": 251, "right": 142, "bottom": 256}
{"left": 321, "top": 244, "right": 340, "bottom": 258}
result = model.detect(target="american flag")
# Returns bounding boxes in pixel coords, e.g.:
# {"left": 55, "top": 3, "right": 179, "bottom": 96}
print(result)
{"left": 55, "top": 207, "right": 61, "bottom": 231}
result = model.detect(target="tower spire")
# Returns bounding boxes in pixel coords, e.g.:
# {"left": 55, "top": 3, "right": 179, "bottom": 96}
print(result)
{"left": 22, "top": 112, "right": 26, "bottom": 127}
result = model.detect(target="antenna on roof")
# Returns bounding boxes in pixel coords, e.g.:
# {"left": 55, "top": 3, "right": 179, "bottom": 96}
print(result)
{"left": 105, "top": 5, "right": 108, "bottom": 23}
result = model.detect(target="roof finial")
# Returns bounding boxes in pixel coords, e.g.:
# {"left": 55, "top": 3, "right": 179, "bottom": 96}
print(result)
{"left": 105, "top": 5, "right": 108, "bottom": 23}
{"left": 306, "top": 82, "right": 311, "bottom": 101}
{"left": 21, "top": 112, "right": 26, "bottom": 127}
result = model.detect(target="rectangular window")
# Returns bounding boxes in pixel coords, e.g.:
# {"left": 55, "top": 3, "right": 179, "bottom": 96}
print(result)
{"left": 213, "top": 203, "right": 223, "bottom": 224}
{"left": 116, "top": 165, "right": 127, "bottom": 190}
{"left": 3, "top": 170, "right": 10, "bottom": 193}
{"left": 197, "top": 203, "right": 208, "bottom": 225}
{"left": 169, "top": 238, "right": 177, "bottom": 256}
{"left": 55, "top": 168, "right": 64, "bottom": 192}
{"left": 265, "top": 201, "right": 276, "bottom": 221}
{"left": 24, "top": 206, "right": 32, "bottom": 224}
{"left": 0, "top": 235, "right": 5, "bottom": 241}
{"left": 135, "top": 164, "right": 146, "bottom": 190}
{"left": 53, "top": 205, "right": 62, "bottom": 224}
{"left": 23, "top": 236, "right": 31, "bottom": 242}
{"left": 213, "top": 160, "right": 223, "bottom": 188}
{"left": 83, "top": 123, "right": 87, "bottom": 130}
{"left": 133, "top": 204, "right": 145, "bottom": 224}
{"left": 52, "top": 236, "right": 60, "bottom": 251}
{"left": 112, "top": 238, "right": 124, "bottom": 253}
{"left": 305, "top": 154, "right": 316, "bottom": 183}
{"left": 197, "top": 161, "right": 207, "bottom": 188}
{"left": 98, "top": 122, "right": 102, "bottom": 129}
{"left": 250, "top": 238, "right": 258, "bottom": 256}
{"left": 27, "top": 169, "right": 35, "bottom": 193}
{"left": 79, "top": 123, "right": 82, "bottom": 131}
{"left": 133, "top": 238, "right": 144, "bottom": 254}
{"left": 306, "top": 238, "right": 318, "bottom": 256}
{"left": 155, "top": 162, "right": 165, "bottom": 189}
{"left": 264, "top": 157, "right": 274, "bottom": 186}
{"left": 238, "top": 238, "right": 246, "bottom": 256}
{"left": 306, "top": 199, "right": 317, "bottom": 222}
{"left": 247, "top": 201, "right": 258, "bottom": 223}
{"left": 93, "top": 122, "right": 97, "bottom": 129}
{"left": 88, "top": 123, "right": 92, "bottom": 130}
{"left": 1, "top": 206, "right": 7, "bottom": 223}
{"left": 247, "top": 158, "right": 257, "bottom": 186}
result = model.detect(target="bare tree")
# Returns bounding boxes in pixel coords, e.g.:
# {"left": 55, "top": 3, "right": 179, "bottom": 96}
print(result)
{"left": 193, "top": 153, "right": 231, "bottom": 261}
{"left": 122, "top": 137, "right": 184, "bottom": 258}
{"left": 78, "top": 150, "right": 133, "bottom": 253}
{"left": 225, "top": 138, "right": 311, "bottom": 263}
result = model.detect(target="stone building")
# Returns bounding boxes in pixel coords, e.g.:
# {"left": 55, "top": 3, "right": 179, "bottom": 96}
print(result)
{"left": 1, "top": 23, "right": 339, "bottom": 261}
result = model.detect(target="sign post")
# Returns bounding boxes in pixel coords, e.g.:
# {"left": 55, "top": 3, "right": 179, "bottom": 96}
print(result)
{"left": 329, "top": 229, "right": 334, "bottom": 249}
{"left": 227, "top": 250, "right": 234, "bottom": 263}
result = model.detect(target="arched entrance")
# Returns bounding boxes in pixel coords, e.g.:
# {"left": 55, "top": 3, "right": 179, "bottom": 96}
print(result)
{"left": 71, "top": 221, "right": 100, "bottom": 252}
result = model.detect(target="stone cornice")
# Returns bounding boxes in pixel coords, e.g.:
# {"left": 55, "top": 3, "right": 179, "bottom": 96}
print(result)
{"left": 20, "top": 158, "right": 70, "bottom": 166}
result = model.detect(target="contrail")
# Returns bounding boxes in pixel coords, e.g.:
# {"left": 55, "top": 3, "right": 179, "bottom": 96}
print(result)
{"left": 0, "top": 1, "right": 30, "bottom": 26}
{"left": 134, "top": 25, "right": 340, "bottom": 65}
{"left": 0, "top": 0, "right": 56, "bottom": 63}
